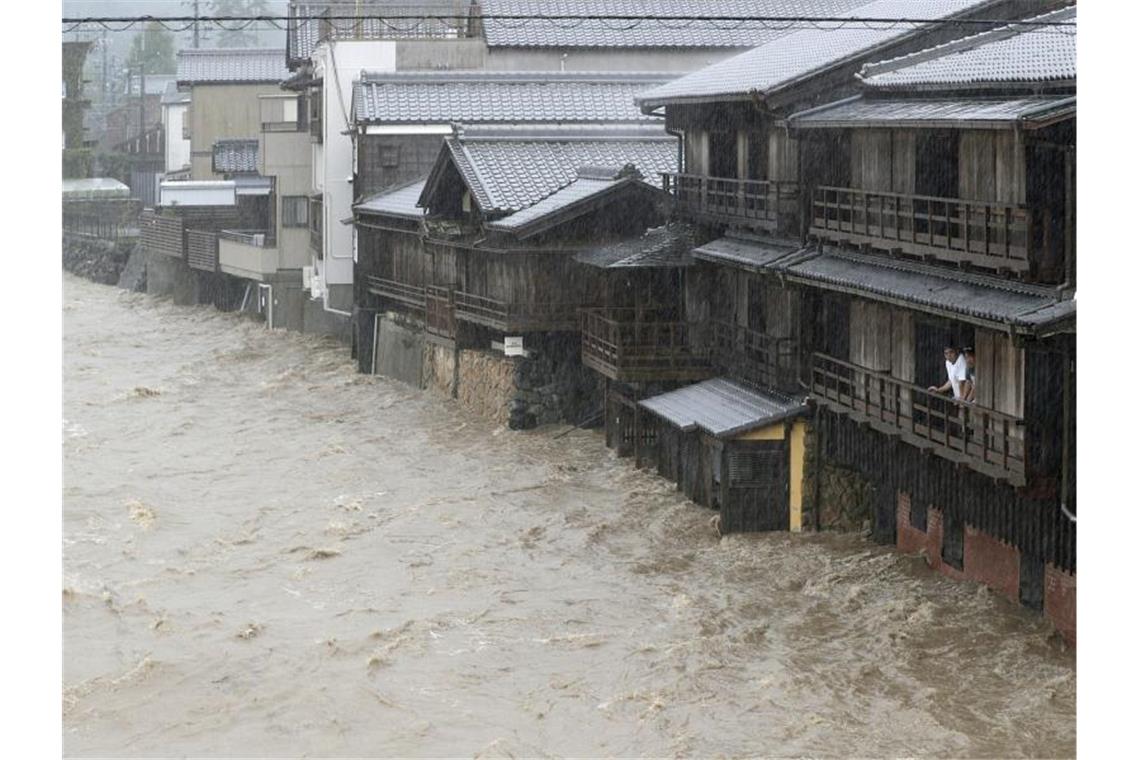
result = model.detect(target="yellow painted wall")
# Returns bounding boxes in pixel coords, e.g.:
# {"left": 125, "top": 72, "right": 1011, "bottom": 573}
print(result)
{"left": 789, "top": 420, "right": 807, "bottom": 533}
{"left": 735, "top": 424, "right": 785, "bottom": 441}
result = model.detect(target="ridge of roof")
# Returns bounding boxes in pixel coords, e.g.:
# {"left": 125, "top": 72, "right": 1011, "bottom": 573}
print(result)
{"left": 358, "top": 70, "right": 675, "bottom": 84}
{"left": 858, "top": 4, "right": 1075, "bottom": 86}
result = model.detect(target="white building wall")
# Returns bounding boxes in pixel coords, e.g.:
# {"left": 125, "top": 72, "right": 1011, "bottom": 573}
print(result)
{"left": 310, "top": 40, "right": 398, "bottom": 313}
{"left": 163, "top": 102, "right": 191, "bottom": 175}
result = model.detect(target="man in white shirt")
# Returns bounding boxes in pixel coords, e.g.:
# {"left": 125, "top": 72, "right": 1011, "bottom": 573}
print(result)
{"left": 928, "top": 345, "right": 968, "bottom": 400}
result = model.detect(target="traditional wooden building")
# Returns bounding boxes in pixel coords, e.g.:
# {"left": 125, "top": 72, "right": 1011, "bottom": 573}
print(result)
{"left": 355, "top": 122, "right": 677, "bottom": 427}
{"left": 620, "top": 1, "right": 1076, "bottom": 643}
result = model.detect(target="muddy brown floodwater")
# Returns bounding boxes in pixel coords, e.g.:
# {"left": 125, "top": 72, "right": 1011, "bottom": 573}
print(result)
{"left": 62, "top": 274, "right": 1075, "bottom": 758}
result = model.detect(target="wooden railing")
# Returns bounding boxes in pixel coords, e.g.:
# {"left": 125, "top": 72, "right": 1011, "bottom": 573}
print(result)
{"left": 425, "top": 285, "right": 456, "bottom": 339}
{"left": 139, "top": 210, "right": 185, "bottom": 259}
{"left": 709, "top": 321, "right": 800, "bottom": 391}
{"left": 663, "top": 173, "right": 798, "bottom": 232}
{"left": 186, "top": 229, "right": 219, "bottom": 273}
{"left": 365, "top": 275, "right": 425, "bottom": 309}
{"left": 810, "top": 185, "right": 1039, "bottom": 274}
{"left": 810, "top": 352, "right": 1026, "bottom": 483}
{"left": 580, "top": 307, "right": 714, "bottom": 382}
{"left": 454, "top": 291, "right": 581, "bottom": 332}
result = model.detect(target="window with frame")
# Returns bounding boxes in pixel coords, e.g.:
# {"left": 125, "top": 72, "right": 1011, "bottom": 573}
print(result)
{"left": 282, "top": 196, "right": 308, "bottom": 228}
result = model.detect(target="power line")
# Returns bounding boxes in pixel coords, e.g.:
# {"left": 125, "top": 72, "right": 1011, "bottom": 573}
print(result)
{"left": 60, "top": 13, "right": 1078, "bottom": 35}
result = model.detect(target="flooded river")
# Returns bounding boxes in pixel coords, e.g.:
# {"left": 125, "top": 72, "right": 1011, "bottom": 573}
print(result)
{"left": 62, "top": 274, "right": 1075, "bottom": 757}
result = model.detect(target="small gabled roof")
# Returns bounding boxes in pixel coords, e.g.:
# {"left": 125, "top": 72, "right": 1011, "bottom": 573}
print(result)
{"left": 213, "top": 140, "right": 260, "bottom": 174}
{"left": 354, "top": 178, "right": 428, "bottom": 220}
{"left": 352, "top": 71, "right": 669, "bottom": 125}
{"left": 484, "top": 164, "right": 663, "bottom": 239}
{"left": 420, "top": 124, "right": 678, "bottom": 215}
{"left": 640, "top": 378, "right": 807, "bottom": 438}
{"left": 177, "top": 48, "right": 290, "bottom": 86}
{"left": 859, "top": 5, "right": 1075, "bottom": 90}
{"left": 787, "top": 94, "right": 1076, "bottom": 130}
{"left": 636, "top": 0, "right": 1001, "bottom": 109}
{"left": 480, "top": 0, "right": 867, "bottom": 49}
{"left": 161, "top": 81, "right": 191, "bottom": 106}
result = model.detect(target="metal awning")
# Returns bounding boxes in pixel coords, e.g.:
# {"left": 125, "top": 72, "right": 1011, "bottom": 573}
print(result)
{"left": 233, "top": 175, "right": 274, "bottom": 196}
{"left": 639, "top": 378, "right": 807, "bottom": 439}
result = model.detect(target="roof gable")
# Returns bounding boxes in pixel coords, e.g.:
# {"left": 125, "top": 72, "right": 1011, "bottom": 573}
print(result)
{"left": 419, "top": 125, "right": 678, "bottom": 215}
{"left": 636, "top": 0, "right": 1002, "bottom": 108}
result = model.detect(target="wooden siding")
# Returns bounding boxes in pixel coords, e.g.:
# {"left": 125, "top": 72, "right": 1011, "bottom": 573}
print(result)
{"left": 186, "top": 229, "right": 219, "bottom": 272}
{"left": 140, "top": 211, "right": 185, "bottom": 259}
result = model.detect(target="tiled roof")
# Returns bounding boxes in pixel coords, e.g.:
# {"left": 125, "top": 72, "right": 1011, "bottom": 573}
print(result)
{"left": 787, "top": 94, "right": 1076, "bottom": 129}
{"left": 640, "top": 378, "right": 807, "bottom": 438}
{"left": 213, "top": 140, "right": 260, "bottom": 173}
{"left": 428, "top": 125, "right": 678, "bottom": 214}
{"left": 353, "top": 71, "right": 669, "bottom": 125}
{"left": 485, "top": 165, "right": 662, "bottom": 237}
{"left": 480, "top": 1, "right": 867, "bottom": 49}
{"left": 636, "top": 0, "right": 999, "bottom": 107}
{"left": 177, "top": 48, "right": 290, "bottom": 85}
{"left": 355, "top": 179, "right": 427, "bottom": 219}
{"left": 575, "top": 222, "right": 698, "bottom": 268}
{"left": 698, "top": 236, "right": 1076, "bottom": 332}
{"left": 860, "top": 6, "right": 1076, "bottom": 90}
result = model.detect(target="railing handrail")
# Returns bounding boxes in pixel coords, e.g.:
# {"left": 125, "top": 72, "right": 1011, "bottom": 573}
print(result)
{"left": 219, "top": 229, "right": 275, "bottom": 247}
{"left": 811, "top": 351, "right": 1023, "bottom": 425}
{"left": 812, "top": 184, "right": 1030, "bottom": 213}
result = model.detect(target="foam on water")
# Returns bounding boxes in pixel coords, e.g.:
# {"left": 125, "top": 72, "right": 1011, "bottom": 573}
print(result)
{"left": 62, "top": 274, "right": 1075, "bottom": 757}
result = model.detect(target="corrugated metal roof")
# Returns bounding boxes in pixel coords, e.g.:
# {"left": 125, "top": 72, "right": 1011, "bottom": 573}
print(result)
{"left": 636, "top": 0, "right": 998, "bottom": 107}
{"left": 860, "top": 5, "right": 1076, "bottom": 90}
{"left": 787, "top": 94, "right": 1076, "bottom": 129}
{"left": 177, "top": 48, "right": 290, "bottom": 85}
{"left": 433, "top": 126, "right": 678, "bottom": 213}
{"left": 574, "top": 222, "right": 698, "bottom": 268}
{"left": 480, "top": 1, "right": 867, "bottom": 49}
{"left": 639, "top": 378, "right": 807, "bottom": 438}
{"left": 213, "top": 140, "right": 260, "bottom": 173}
{"left": 355, "top": 179, "right": 428, "bottom": 219}
{"left": 353, "top": 71, "right": 668, "bottom": 124}
{"left": 62, "top": 178, "right": 132, "bottom": 200}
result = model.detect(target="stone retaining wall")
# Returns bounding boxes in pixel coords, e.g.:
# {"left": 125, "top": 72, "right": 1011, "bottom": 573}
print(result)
{"left": 63, "top": 234, "right": 136, "bottom": 286}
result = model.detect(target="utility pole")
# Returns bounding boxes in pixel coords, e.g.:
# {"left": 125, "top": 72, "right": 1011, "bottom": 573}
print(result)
{"left": 101, "top": 29, "right": 109, "bottom": 106}
{"left": 193, "top": 0, "right": 201, "bottom": 49}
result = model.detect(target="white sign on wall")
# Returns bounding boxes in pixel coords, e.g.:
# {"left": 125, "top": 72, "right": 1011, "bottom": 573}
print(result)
{"left": 504, "top": 337, "right": 524, "bottom": 357}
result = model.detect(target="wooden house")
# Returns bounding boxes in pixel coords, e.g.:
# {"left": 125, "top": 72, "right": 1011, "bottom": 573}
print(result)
{"left": 624, "top": 2, "right": 1077, "bottom": 642}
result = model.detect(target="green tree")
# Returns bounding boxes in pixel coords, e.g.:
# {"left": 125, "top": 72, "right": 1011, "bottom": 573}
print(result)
{"left": 211, "top": 0, "right": 270, "bottom": 48}
{"left": 127, "top": 21, "right": 176, "bottom": 75}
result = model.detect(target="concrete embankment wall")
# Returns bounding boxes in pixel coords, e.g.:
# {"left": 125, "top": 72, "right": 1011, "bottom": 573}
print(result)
{"left": 63, "top": 234, "right": 137, "bottom": 288}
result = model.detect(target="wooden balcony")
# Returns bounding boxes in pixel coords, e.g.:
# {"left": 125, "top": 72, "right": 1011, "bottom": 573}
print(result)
{"left": 365, "top": 275, "right": 426, "bottom": 309}
{"left": 663, "top": 173, "right": 798, "bottom": 233}
{"left": 454, "top": 292, "right": 581, "bottom": 333}
{"left": 580, "top": 307, "right": 715, "bottom": 383}
{"left": 809, "top": 186, "right": 1059, "bottom": 275}
{"left": 810, "top": 352, "right": 1026, "bottom": 484}
{"left": 139, "top": 210, "right": 185, "bottom": 259}
{"left": 187, "top": 230, "right": 219, "bottom": 273}
{"left": 708, "top": 321, "right": 800, "bottom": 391}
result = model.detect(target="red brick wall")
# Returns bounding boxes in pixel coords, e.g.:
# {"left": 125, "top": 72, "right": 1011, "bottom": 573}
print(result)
{"left": 1045, "top": 564, "right": 1077, "bottom": 647}
{"left": 896, "top": 491, "right": 1015, "bottom": 596}
{"left": 964, "top": 526, "right": 1020, "bottom": 603}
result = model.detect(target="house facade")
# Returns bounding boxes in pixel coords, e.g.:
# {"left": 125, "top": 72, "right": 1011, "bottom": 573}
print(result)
{"left": 616, "top": 0, "right": 1076, "bottom": 642}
